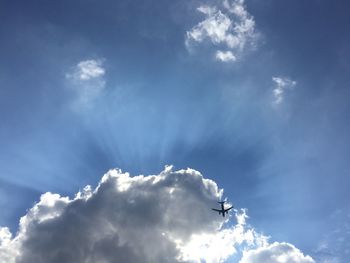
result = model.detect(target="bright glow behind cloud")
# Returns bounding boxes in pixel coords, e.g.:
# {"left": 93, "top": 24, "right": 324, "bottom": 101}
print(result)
{"left": 239, "top": 242, "right": 315, "bottom": 263}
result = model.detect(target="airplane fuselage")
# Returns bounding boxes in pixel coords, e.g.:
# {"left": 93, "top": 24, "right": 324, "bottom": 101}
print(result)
{"left": 212, "top": 201, "right": 233, "bottom": 217}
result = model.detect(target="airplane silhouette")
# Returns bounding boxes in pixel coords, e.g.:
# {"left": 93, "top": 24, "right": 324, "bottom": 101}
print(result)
{"left": 212, "top": 201, "right": 233, "bottom": 217}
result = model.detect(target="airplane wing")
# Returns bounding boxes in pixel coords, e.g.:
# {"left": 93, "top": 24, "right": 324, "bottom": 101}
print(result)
{"left": 224, "top": 206, "right": 233, "bottom": 212}
{"left": 212, "top": 209, "right": 221, "bottom": 212}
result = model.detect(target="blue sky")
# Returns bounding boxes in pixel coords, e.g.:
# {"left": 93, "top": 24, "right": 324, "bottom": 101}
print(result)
{"left": 1, "top": 0, "right": 350, "bottom": 262}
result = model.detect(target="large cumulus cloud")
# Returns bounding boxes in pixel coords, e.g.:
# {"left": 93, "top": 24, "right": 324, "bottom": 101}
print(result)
{"left": 0, "top": 167, "right": 314, "bottom": 263}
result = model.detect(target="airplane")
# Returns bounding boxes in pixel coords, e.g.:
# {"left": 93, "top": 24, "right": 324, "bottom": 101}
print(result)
{"left": 212, "top": 201, "right": 233, "bottom": 217}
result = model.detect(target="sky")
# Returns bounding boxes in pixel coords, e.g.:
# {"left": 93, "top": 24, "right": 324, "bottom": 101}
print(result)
{"left": 0, "top": 0, "right": 350, "bottom": 262}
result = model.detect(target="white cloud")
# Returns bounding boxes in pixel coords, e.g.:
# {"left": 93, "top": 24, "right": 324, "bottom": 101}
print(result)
{"left": 72, "top": 60, "right": 105, "bottom": 81}
{"left": 239, "top": 242, "right": 315, "bottom": 263}
{"left": 0, "top": 167, "right": 314, "bottom": 263}
{"left": 186, "top": 0, "right": 257, "bottom": 62}
{"left": 216, "top": 50, "right": 236, "bottom": 62}
{"left": 272, "top": 76, "right": 297, "bottom": 105}
{"left": 65, "top": 59, "right": 106, "bottom": 107}
{"left": 0, "top": 227, "right": 16, "bottom": 262}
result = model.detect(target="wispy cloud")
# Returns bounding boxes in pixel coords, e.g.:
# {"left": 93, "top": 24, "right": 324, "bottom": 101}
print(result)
{"left": 0, "top": 167, "right": 314, "bottom": 263}
{"left": 216, "top": 50, "right": 236, "bottom": 62}
{"left": 65, "top": 59, "right": 106, "bottom": 107}
{"left": 70, "top": 60, "right": 105, "bottom": 81}
{"left": 272, "top": 76, "right": 297, "bottom": 105}
{"left": 186, "top": 0, "right": 258, "bottom": 62}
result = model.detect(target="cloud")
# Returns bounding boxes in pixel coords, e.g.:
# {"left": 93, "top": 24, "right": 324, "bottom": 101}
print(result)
{"left": 186, "top": 0, "right": 258, "bottom": 62}
{"left": 0, "top": 166, "right": 314, "bottom": 263}
{"left": 216, "top": 50, "right": 236, "bottom": 62}
{"left": 0, "top": 227, "right": 15, "bottom": 262}
{"left": 70, "top": 60, "right": 105, "bottom": 81}
{"left": 239, "top": 242, "right": 315, "bottom": 263}
{"left": 272, "top": 76, "right": 297, "bottom": 105}
{"left": 65, "top": 59, "right": 106, "bottom": 107}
